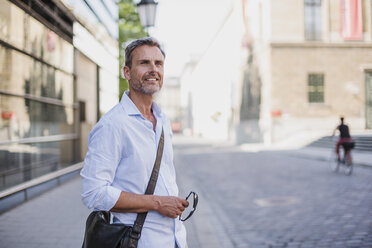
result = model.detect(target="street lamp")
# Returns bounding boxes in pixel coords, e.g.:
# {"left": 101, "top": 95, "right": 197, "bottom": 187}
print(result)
{"left": 137, "top": 0, "right": 158, "bottom": 29}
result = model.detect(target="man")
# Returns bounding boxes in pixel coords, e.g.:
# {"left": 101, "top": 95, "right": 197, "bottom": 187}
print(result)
{"left": 81, "top": 37, "right": 189, "bottom": 248}
{"left": 332, "top": 116, "right": 353, "bottom": 161}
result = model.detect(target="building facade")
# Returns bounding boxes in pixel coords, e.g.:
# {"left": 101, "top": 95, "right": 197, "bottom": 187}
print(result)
{"left": 65, "top": 0, "right": 119, "bottom": 158}
{"left": 0, "top": 0, "right": 118, "bottom": 202}
{"left": 239, "top": 0, "right": 372, "bottom": 144}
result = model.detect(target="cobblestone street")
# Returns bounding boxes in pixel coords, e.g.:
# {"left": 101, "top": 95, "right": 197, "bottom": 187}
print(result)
{"left": 0, "top": 139, "right": 371, "bottom": 248}
{"left": 176, "top": 143, "right": 372, "bottom": 248}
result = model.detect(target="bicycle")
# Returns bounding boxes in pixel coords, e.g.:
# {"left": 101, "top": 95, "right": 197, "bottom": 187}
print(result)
{"left": 329, "top": 141, "right": 354, "bottom": 175}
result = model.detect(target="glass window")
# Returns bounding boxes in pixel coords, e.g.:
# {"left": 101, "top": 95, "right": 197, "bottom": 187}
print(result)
{"left": 86, "top": 0, "right": 118, "bottom": 38}
{"left": 27, "top": 15, "right": 45, "bottom": 59}
{"left": 0, "top": 46, "right": 74, "bottom": 105}
{"left": 25, "top": 16, "right": 74, "bottom": 73}
{"left": 0, "top": 139, "right": 78, "bottom": 191}
{"left": 0, "top": 1, "right": 78, "bottom": 192}
{"left": 54, "top": 35, "right": 74, "bottom": 74}
{"left": 308, "top": 74, "right": 324, "bottom": 103}
{"left": 55, "top": 71, "right": 75, "bottom": 107}
{"left": 102, "top": 0, "right": 119, "bottom": 19}
{"left": 0, "top": 95, "right": 75, "bottom": 142}
{"left": 66, "top": 0, "right": 100, "bottom": 25}
{"left": 0, "top": 46, "right": 12, "bottom": 86}
{"left": 0, "top": 1, "right": 74, "bottom": 74}
{"left": 0, "top": 1, "right": 25, "bottom": 49}
{"left": 67, "top": 0, "right": 118, "bottom": 39}
{"left": 304, "top": 0, "right": 322, "bottom": 40}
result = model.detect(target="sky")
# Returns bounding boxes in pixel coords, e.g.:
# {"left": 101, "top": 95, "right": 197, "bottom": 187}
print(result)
{"left": 151, "top": 0, "right": 233, "bottom": 77}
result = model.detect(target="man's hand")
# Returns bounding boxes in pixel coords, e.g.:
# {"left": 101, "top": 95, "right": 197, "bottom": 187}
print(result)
{"left": 155, "top": 196, "right": 189, "bottom": 218}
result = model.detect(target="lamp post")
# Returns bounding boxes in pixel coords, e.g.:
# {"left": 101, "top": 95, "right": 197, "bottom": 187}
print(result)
{"left": 136, "top": 0, "right": 158, "bottom": 33}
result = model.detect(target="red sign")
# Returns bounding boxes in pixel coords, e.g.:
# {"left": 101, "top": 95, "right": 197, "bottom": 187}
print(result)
{"left": 271, "top": 110, "right": 282, "bottom": 117}
{"left": 1, "top": 111, "right": 15, "bottom": 120}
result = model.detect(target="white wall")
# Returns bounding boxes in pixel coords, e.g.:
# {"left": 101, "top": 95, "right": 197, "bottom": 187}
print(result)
{"left": 186, "top": 1, "right": 245, "bottom": 140}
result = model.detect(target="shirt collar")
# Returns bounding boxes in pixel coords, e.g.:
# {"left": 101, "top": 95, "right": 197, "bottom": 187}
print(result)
{"left": 151, "top": 100, "right": 163, "bottom": 118}
{"left": 120, "top": 91, "right": 163, "bottom": 118}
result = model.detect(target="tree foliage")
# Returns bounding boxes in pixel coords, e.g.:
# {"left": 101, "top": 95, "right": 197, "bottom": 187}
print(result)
{"left": 118, "top": 0, "right": 147, "bottom": 99}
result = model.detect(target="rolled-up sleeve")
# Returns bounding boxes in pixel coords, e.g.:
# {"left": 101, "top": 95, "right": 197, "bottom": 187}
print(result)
{"left": 80, "top": 122, "right": 122, "bottom": 211}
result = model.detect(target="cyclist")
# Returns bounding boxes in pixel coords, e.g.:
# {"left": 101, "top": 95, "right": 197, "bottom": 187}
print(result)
{"left": 332, "top": 117, "right": 353, "bottom": 162}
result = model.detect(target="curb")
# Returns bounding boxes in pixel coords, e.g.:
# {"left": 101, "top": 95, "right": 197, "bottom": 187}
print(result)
{"left": 0, "top": 162, "right": 83, "bottom": 214}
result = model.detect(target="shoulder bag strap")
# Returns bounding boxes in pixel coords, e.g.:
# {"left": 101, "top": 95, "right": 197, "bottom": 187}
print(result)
{"left": 131, "top": 128, "right": 165, "bottom": 237}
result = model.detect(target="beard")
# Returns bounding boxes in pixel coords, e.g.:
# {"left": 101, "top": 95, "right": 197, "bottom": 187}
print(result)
{"left": 130, "top": 79, "right": 161, "bottom": 95}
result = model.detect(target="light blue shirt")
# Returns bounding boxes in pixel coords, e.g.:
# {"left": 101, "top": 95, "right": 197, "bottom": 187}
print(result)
{"left": 81, "top": 91, "right": 187, "bottom": 248}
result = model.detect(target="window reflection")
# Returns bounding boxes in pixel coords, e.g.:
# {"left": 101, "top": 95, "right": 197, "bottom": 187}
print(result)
{"left": 0, "top": 46, "right": 74, "bottom": 105}
{"left": 0, "top": 0, "right": 78, "bottom": 192}
{"left": 0, "top": 1, "right": 24, "bottom": 49}
{"left": 0, "top": 1, "right": 73, "bottom": 73}
{"left": 0, "top": 95, "right": 75, "bottom": 142}
{"left": 0, "top": 140, "right": 78, "bottom": 191}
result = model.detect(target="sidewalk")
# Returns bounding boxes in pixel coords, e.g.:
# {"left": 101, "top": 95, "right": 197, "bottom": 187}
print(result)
{"left": 0, "top": 172, "right": 210, "bottom": 248}
{"left": 0, "top": 174, "right": 216, "bottom": 248}
{"left": 0, "top": 140, "right": 370, "bottom": 248}
{"left": 0, "top": 176, "right": 90, "bottom": 248}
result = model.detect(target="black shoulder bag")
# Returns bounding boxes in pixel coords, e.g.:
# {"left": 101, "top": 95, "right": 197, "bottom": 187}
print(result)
{"left": 82, "top": 128, "right": 165, "bottom": 248}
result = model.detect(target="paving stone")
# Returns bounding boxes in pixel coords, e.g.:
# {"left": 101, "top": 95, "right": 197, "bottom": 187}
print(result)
{"left": 0, "top": 177, "right": 90, "bottom": 248}
{"left": 174, "top": 143, "right": 372, "bottom": 247}
{"left": 1, "top": 140, "right": 372, "bottom": 248}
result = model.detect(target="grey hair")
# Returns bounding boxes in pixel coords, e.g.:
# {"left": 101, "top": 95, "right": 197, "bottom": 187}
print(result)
{"left": 124, "top": 37, "right": 166, "bottom": 68}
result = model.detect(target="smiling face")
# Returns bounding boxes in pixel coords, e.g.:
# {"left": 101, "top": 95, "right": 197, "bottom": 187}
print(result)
{"left": 123, "top": 45, "right": 165, "bottom": 96}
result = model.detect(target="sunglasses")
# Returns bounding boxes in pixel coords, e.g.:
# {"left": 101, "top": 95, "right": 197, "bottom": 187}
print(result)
{"left": 179, "top": 191, "right": 198, "bottom": 222}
